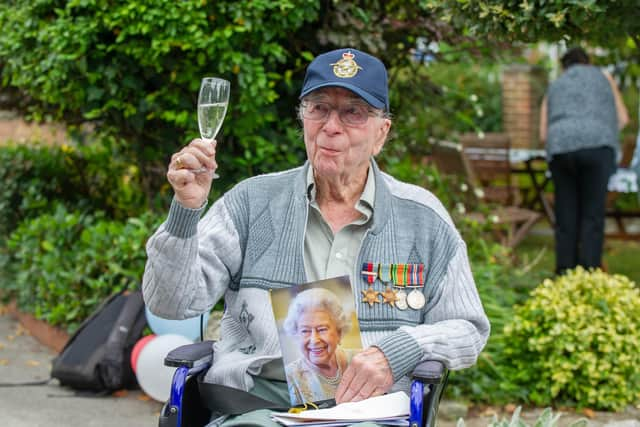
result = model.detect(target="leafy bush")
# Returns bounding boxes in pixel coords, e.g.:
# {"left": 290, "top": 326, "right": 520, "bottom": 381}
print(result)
{"left": 0, "top": 0, "right": 318, "bottom": 188}
{"left": 0, "top": 141, "right": 149, "bottom": 236}
{"left": 2, "top": 204, "right": 162, "bottom": 331}
{"left": 0, "top": 143, "right": 73, "bottom": 236}
{"left": 503, "top": 267, "right": 640, "bottom": 410}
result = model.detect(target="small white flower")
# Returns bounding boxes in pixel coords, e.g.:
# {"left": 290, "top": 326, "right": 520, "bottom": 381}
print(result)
{"left": 460, "top": 183, "right": 468, "bottom": 192}
{"left": 469, "top": 94, "right": 478, "bottom": 102}
{"left": 475, "top": 107, "right": 484, "bottom": 117}
{"left": 489, "top": 214, "right": 500, "bottom": 223}
{"left": 477, "top": 131, "right": 485, "bottom": 139}
{"left": 474, "top": 188, "right": 485, "bottom": 199}
{"left": 455, "top": 202, "right": 466, "bottom": 214}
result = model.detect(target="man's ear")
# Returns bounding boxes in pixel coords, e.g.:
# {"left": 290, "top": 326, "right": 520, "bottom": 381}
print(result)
{"left": 373, "top": 118, "right": 391, "bottom": 155}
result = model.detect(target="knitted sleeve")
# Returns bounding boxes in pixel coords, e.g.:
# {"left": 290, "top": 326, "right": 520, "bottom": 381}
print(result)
{"left": 142, "top": 197, "right": 243, "bottom": 319}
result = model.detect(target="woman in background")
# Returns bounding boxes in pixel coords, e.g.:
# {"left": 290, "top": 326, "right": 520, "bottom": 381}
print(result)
{"left": 540, "top": 47, "right": 629, "bottom": 275}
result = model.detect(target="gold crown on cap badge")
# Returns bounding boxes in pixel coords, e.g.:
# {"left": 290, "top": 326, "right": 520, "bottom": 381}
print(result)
{"left": 331, "top": 51, "right": 362, "bottom": 78}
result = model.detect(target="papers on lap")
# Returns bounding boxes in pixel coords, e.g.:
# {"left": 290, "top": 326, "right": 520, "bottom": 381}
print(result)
{"left": 270, "top": 391, "right": 410, "bottom": 426}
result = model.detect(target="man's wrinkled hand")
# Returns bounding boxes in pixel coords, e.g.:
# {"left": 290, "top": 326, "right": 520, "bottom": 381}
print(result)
{"left": 167, "top": 138, "right": 218, "bottom": 208}
{"left": 335, "top": 347, "right": 394, "bottom": 404}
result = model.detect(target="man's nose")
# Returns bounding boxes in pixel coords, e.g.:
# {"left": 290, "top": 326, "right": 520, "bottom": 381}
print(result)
{"left": 323, "top": 108, "right": 343, "bottom": 129}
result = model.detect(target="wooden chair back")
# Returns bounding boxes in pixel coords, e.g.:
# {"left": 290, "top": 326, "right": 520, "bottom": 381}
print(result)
{"left": 430, "top": 139, "right": 480, "bottom": 188}
{"left": 430, "top": 138, "right": 541, "bottom": 248}
{"left": 459, "top": 132, "right": 515, "bottom": 205}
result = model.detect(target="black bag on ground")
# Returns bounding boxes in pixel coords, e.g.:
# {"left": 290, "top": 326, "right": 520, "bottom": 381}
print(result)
{"left": 51, "top": 290, "right": 147, "bottom": 392}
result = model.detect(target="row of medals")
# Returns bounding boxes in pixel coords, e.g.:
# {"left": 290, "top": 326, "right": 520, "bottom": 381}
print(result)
{"left": 361, "top": 277, "right": 426, "bottom": 311}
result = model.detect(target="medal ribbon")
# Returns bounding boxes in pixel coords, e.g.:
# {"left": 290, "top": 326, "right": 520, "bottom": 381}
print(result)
{"left": 407, "top": 263, "right": 425, "bottom": 286}
{"left": 379, "top": 263, "right": 392, "bottom": 283}
{"left": 392, "top": 264, "right": 408, "bottom": 286}
{"left": 361, "top": 262, "right": 376, "bottom": 284}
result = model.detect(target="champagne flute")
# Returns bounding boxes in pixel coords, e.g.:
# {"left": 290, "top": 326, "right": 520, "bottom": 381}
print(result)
{"left": 196, "top": 77, "right": 230, "bottom": 177}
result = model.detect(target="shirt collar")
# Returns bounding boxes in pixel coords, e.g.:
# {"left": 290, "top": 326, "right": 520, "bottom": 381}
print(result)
{"left": 306, "top": 161, "right": 376, "bottom": 215}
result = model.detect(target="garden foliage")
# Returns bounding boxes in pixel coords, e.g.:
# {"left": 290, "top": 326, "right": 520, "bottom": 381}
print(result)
{"left": 4, "top": 204, "right": 161, "bottom": 331}
{"left": 0, "top": 0, "right": 318, "bottom": 188}
{"left": 0, "top": 141, "right": 148, "bottom": 235}
{"left": 503, "top": 267, "right": 640, "bottom": 410}
{"left": 0, "top": 142, "right": 160, "bottom": 331}
{"left": 426, "top": 0, "right": 640, "bottom": 46}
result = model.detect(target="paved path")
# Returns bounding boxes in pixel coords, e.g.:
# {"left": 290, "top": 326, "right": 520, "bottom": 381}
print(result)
{"left": 0, "top": 312, "right": 163, "bottom": 427}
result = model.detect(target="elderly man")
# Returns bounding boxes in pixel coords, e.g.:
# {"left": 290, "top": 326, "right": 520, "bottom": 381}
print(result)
{"left": 143, "top": 48, "right": 490, "bottom": 426}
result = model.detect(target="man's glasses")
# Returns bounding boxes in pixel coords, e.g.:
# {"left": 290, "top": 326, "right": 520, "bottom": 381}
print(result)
{"left": 301, "top": 100, "right": 382, "bottom": 126}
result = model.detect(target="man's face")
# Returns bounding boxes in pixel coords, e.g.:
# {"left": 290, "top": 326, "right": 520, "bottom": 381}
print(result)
{"left": 302, "top": 87, "right": 390, "bottom": 180}
{"left": 296, "top": 308, "right": 341, "bottom": 369}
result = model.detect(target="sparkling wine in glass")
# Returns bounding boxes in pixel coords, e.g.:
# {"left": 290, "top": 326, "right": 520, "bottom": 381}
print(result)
{"left": 196, "top": 77, "right": 230, "bottom": 176}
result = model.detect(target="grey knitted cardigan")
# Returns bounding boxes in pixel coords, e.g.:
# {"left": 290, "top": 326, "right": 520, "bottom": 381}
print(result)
{"left": 546, "top": 65, "right": 619, "bottom": 160}
{"left": 142, "top": 160, "right": 490, "bottom": 393}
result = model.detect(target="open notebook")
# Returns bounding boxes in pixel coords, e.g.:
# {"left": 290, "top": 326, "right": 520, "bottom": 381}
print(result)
{"left": 269, "top": 276, "right": 363, "bottom": 407}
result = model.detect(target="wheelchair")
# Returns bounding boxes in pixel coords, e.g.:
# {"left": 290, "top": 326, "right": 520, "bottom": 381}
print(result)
{"left": 159, "top": 340, "right": 449, "bottom": 427}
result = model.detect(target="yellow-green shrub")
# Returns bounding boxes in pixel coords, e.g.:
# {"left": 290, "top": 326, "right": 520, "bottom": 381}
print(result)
{"left": 503, "top": 267, "right": 640, "bottom": 410}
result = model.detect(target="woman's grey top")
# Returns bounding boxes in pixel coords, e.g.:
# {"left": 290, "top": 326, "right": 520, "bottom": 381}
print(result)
{"left": 546, "top": 64, "right": 619, "bottom": 162}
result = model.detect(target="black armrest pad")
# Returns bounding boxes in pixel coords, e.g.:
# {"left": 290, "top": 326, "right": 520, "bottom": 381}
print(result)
{"left": 164, "top": 340, "right": 215, "bottom": 368}
{"left": 411, "top": 360, "right": 446, "bottom": 383}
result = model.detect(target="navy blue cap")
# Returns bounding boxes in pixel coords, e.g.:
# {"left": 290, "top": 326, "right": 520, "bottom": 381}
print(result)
{"left": 300, "top": 48, "right": 389, "bottom": 111}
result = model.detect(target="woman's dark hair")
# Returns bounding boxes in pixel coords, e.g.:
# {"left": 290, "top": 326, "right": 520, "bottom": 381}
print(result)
{"left": 561, "top": 47, "right": 590, "bottom": 69}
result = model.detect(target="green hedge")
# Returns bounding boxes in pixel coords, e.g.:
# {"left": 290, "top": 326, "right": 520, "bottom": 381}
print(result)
{"left": 0, "top": 141, "right": 150, "bottom": 236}
{"left": 3, "top": 204, "right": 161, "bottom": 331}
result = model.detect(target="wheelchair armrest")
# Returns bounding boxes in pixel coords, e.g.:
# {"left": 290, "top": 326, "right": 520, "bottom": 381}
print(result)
{"left": 409, "top": 361, "right": 449, "bottom": 427}
{"left": 164, "top": 340, "right": 214, "bottom": 369}
{"left": 411, "top": 360, "right": 446, "bottom": 384}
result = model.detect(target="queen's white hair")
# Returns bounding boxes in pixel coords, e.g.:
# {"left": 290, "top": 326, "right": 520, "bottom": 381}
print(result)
{"left": 282, "top": 287, "right": 350, "bottom": 338}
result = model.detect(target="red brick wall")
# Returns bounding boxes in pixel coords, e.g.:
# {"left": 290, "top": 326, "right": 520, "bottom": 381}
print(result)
{"left": 502, "top": 65, "right": 548, "bottom": 149}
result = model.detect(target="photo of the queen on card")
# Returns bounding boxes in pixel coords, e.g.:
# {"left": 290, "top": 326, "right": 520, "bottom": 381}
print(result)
{"left": 271, "top": 276, "right": 363, "bottom": 406}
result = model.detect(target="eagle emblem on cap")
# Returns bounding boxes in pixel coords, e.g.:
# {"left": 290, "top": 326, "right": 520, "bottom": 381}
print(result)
{"left": 331, "top": 51, "right": 362, "bottom": 78}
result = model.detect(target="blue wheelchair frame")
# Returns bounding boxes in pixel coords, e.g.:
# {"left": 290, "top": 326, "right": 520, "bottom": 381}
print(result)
{"left": 158, "top": 341, "right": 448, "bottom": 427}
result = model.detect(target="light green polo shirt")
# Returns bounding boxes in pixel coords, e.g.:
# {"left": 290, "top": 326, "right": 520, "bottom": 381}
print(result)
{"left": 304, "top": 163, "right": 375, "bottom": 283}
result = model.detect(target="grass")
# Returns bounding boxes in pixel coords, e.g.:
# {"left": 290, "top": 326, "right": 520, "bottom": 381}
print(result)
{"left": 514, "top": 223, "right": 640, "bottom": 285}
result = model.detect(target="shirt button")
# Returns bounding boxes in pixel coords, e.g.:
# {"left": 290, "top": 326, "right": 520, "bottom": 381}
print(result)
{"left": 335, "top": 252, "right": 343, "bottom": 259}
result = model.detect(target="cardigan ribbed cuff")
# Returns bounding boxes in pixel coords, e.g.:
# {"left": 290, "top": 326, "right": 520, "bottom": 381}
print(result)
{"left": 374, "top": 329, "right": 424, "bottom": 381}
{"left": 164, "top": 197, "right": 206, "bottom": 238}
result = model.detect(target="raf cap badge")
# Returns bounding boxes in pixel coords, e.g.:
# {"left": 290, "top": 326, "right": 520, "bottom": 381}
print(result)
{"left": 331, "top": 51, "right": 362, "bottom": 78}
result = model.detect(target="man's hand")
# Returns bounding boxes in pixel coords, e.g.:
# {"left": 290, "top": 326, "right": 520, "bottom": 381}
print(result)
{"left": 167, "top": 138, "right": 218, "bottom": 208}
{"left": 335, "top": 347, "right": 394, "bottom": 403}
